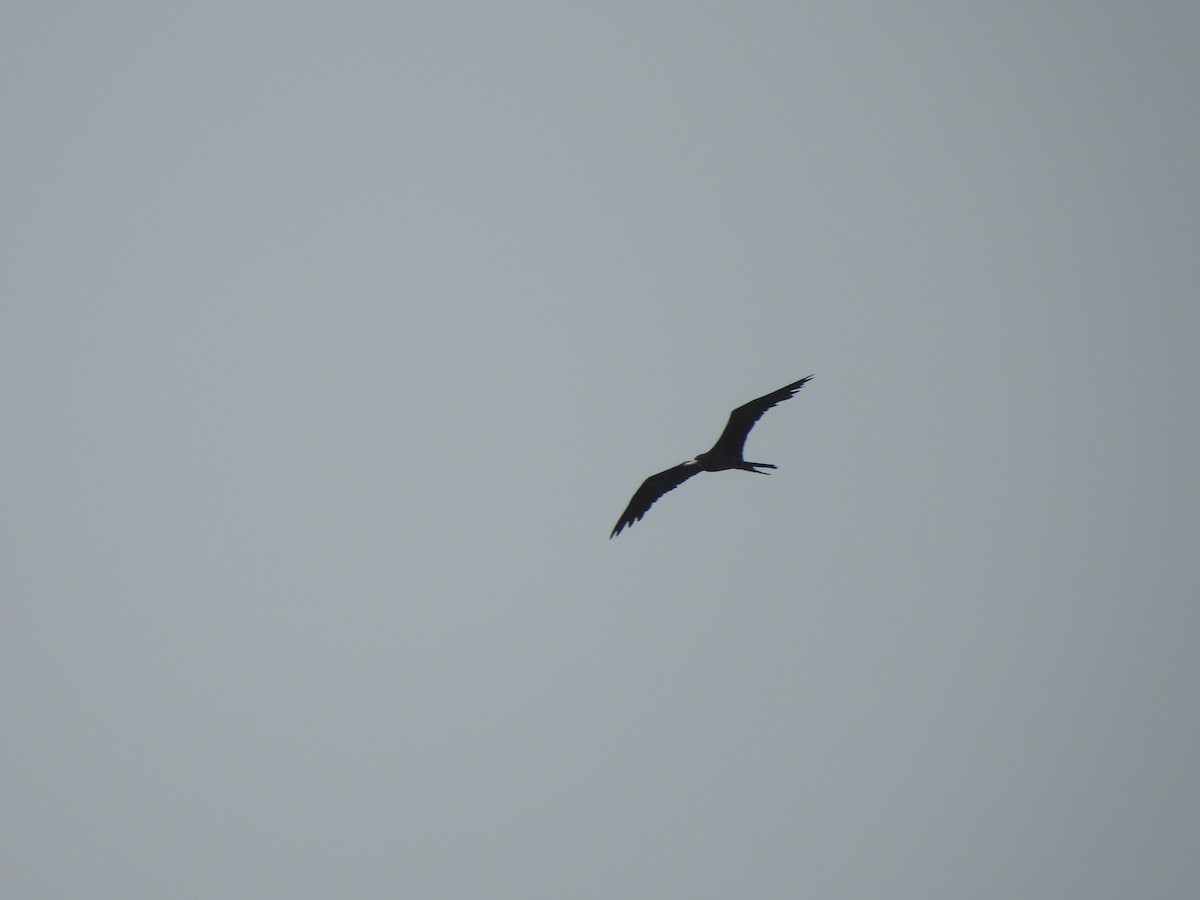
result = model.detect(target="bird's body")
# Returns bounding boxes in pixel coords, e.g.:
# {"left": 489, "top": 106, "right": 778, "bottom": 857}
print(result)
{"left": 610, "top": 376, "right": 813, "bottom": 537}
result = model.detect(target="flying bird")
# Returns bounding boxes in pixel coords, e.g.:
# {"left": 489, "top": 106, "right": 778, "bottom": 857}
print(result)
{"left": 611, "top": 375, "right": 813, "bottom": 538}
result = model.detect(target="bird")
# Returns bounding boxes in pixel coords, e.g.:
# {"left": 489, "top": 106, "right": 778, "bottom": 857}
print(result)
{"left": 611, "top": 375, "right": 813, "bottom": 538}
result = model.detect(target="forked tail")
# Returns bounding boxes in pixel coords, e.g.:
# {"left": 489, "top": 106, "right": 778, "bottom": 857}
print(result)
{"left": 741, "top": 462, "right": 776, "bottom": 473}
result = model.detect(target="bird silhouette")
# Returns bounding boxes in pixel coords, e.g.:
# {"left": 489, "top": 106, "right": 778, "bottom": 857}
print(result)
{"left": 611, "top": 376, "right": 813, "bottom": 537}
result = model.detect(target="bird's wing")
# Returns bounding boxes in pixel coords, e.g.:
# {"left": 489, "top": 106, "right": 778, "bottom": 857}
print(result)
{"left": 709, "top": 375, "right": 814, "bottom": 458}
{"left": 610, "top": 461, "right": 702, "bottom": 538}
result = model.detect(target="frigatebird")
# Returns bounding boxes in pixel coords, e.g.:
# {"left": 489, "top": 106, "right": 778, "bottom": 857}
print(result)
{"left": 610, "top": 376, "right": 813, "bottom": 538}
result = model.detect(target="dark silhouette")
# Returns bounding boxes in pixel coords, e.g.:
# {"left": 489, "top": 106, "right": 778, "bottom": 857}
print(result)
{"left": 611, "top": 376, "right": 813, "bottom": 537}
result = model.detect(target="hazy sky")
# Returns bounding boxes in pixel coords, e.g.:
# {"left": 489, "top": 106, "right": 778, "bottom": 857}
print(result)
{"left": 4, "top": 4, "right": 1199, "bottom": 898}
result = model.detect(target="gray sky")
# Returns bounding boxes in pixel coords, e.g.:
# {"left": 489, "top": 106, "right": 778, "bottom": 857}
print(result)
{"left": 4, "top": 3, "right": 1199, "bottom": 898}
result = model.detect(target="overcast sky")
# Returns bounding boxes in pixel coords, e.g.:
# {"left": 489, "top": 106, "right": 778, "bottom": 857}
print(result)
{"left": 4, "top": 3, "right": 1199, "bottom": 898}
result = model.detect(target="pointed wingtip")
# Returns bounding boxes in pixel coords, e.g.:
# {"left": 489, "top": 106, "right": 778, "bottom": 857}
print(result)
{"left": 786, "top": 374, "right": 814, "bottom": 395}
